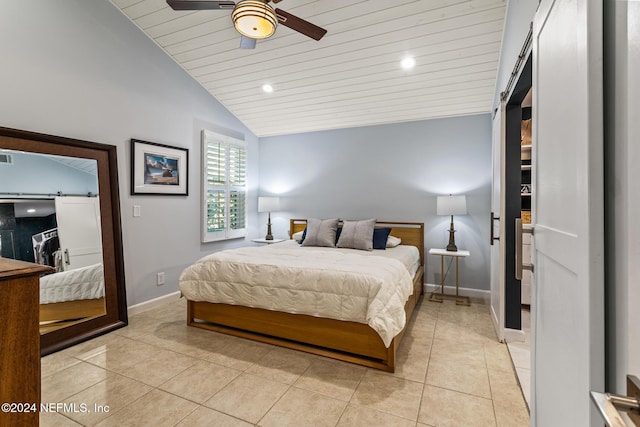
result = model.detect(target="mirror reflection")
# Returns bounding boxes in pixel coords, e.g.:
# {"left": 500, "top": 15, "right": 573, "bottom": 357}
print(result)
{"left": 0, "top": 149, "right": 106, "bottom": 334}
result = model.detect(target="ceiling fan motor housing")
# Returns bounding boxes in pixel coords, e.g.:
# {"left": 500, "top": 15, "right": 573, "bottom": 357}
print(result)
{"left": 232, "top": 0, "right": 278, "bottom": 39}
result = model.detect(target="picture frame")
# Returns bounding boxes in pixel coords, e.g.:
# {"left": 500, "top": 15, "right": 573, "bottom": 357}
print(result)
{"left": 130, "top": 139, "right": 188, "bottom": 196}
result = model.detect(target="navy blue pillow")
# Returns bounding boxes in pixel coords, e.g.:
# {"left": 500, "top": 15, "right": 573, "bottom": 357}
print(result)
{"left": 335, "top": 227, "right": 342, "bottom": 244}
{"left": 299, "top": 227, "right": 307, "bottom": 243}
{"left": 373, "top": 228, "right": 392, "bottom": 250}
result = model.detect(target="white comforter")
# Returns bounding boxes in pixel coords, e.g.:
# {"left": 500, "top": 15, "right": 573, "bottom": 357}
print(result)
{"left": 179, "top": 244, "right": 415, "bottom": 347}
{"left": 40, "top": 263, "right": 105, "bottom": 304}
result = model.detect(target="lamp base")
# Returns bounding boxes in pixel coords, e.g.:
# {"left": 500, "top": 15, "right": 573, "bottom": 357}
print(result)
{"left": 446, "top": 216, "right": 458, "bottom": 252}
{"left": 265, "top": 212, "right": 273, "bottom": 240}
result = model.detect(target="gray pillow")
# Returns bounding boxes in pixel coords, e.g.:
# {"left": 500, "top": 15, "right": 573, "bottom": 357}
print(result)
{"left": 301, "top": 218, "right": 339, "bottom": 247}
{"left": 336, "top": 219, "right": 376, "bottom": 251}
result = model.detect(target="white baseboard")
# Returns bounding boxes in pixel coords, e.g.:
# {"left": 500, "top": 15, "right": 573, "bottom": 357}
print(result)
{"left": 424, "top": 283, "right": 491, "bottom": 303}
{"left": 127, "top": 291, "right": 181, "bottom": 316}
{"left": 503, "top": 328, "right": 526, "bottom": 342}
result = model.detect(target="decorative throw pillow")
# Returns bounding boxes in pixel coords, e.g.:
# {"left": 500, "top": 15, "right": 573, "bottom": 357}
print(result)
{"left": 301, "top": 218, "right": 339, "bottom": 247}
{"left": 386, "top": 235, "right": 402, "bottom": 248}
{"left": 372, "top": 228, "right": 392, "bottom": 250}
{"left": 336, "top": 218, "right": 376, "bottom": 251}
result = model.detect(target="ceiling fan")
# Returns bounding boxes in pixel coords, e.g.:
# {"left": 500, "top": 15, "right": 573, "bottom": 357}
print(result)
{"left": 166, "top": 0, "right": 327, "bottom": 49}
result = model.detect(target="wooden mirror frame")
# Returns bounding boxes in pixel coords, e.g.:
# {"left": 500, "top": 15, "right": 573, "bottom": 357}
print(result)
{"left": 0, "top": 126, "right": 127, "bottom": 355}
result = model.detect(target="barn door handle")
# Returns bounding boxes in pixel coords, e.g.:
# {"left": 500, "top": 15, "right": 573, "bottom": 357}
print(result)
{"left": 64, "top": 248, "right": 70, "bottom": 265}
{"left": 490, "top": 212, "right": 500, "bottom": 245}
{"left": 515, "top": 219, "right": 534, "bottom": 280}
{"left": 591, "top": 375, "right": 640, "bottom": 427}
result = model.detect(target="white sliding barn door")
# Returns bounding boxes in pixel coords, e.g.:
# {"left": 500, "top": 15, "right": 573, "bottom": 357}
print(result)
{"left": 531, "top": 0, "right": 604, "bottom": 425}
{"left": 625, "top": 0, "right": 640, "bottom": 394}
{"left": 55, "top": 196, "right": 103, "bottom": 271}
{"left": 490, "top": 102, "right": 504, "bottom": 341}
{"left": 489, "top": 102, "right": 504, "bottom": 341}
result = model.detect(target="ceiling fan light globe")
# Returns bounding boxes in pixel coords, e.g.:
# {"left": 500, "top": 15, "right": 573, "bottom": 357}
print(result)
{"left": 232, "top": 0, "right": 277, "bottom": 39}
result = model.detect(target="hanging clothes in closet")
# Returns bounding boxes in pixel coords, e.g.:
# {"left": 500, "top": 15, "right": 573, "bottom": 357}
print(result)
{"left": 32, "top": 228, "right": 60, "bottom": 268}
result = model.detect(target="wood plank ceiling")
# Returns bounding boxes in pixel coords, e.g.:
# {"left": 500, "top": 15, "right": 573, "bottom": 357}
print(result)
{"left": 111, "top": 0, "right": 507, "bottom": 137}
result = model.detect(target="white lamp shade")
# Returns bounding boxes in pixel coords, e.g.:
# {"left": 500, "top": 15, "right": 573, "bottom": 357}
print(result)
{"left": 258, "top": 196, "right": 280, "bottom": 213}
{"left": 437, "top": 195, "right": 467, "bottom": 216}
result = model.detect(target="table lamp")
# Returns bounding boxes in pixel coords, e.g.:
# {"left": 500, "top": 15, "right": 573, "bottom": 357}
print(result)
{"left": 258, "top": 196, "right": 280, "bottom": 240}
{"left": 437, "top": 194, "right": 467, "bottom": 252}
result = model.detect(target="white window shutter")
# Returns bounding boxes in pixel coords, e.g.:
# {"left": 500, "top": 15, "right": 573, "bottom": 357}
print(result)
{"left": 201, "top": 130, "right": 247, "bottom": 242}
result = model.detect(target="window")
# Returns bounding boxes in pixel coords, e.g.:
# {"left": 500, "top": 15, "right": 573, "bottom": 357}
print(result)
{"left": 201, "top": 130, "right": 247, "bottom": 242}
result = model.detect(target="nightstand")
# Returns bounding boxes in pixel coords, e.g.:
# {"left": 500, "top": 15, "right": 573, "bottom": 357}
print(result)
{"left": 429, "top": 248, "right": 471, "bottom": 306}
{"left": 252, "top": 238, "right": 285, "bottom": 245}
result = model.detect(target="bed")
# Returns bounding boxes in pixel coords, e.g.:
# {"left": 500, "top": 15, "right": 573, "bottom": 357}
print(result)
{"left": 39, "top": 262, "right": 105, "bottom": 324}
{"left": 179, "top": 219, "right": 425, "bottom": 372}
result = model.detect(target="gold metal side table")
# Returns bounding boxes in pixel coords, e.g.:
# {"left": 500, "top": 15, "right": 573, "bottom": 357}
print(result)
{"left": 428, "top": 248, "right": 471, "bottom": 306}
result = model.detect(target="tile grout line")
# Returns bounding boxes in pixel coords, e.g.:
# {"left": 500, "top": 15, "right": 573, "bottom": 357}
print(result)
{"left": 415, "top": 301, "right": 439, "bottom": 425}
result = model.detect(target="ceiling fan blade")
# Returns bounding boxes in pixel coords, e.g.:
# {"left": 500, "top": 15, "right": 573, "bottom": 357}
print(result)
{"left": 274, "top": 8, "right": 327, "bottom": 41}
{"left": 166, "top": 0, "right": 235, "bottom": 10}
{"left": 239, "top": 36, "right": 256, "bottom": 49}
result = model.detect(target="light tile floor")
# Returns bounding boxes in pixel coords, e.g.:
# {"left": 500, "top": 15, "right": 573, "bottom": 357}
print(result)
{"left": 40, "top": 297, "right": 530, "bottom": 427}
{"left": 507, "top": 308, "right": 531, "bottom": 408}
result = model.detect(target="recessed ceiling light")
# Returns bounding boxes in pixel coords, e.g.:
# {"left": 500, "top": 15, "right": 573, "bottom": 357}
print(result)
{"left": 401, "top": 56, "right": 416, "bottom": 70}
{"left": 262, "top": 84, "right": 274, "bottom": 93}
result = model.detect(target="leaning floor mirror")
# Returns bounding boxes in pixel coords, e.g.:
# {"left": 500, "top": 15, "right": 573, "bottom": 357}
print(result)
{"left": 0, "top": 126, "right": 127, "bottom": 355}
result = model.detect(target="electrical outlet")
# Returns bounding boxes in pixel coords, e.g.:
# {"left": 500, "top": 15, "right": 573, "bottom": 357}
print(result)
{"left": 133, "top": 205, "right": 141, "bottom": 217}
{"left": 156, "top": 272, "right": 165, "bottom": 286}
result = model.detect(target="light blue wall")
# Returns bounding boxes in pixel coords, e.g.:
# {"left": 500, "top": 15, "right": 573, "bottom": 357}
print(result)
{"left": 0, "top": 152, "right": 98, "bottom": 196}
{"left": 259, "top": 114, "right": 493, "bottom": 291}
{"left": 0, "top": 0, "right": 260, "bottom": 306}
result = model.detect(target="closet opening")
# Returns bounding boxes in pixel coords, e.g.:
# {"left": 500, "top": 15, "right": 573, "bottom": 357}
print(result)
{"left": 504, "top": 53, "right": 532, "bottom": 330}
{"left": 504, "top": 53, "right": 533, "bottom": 408}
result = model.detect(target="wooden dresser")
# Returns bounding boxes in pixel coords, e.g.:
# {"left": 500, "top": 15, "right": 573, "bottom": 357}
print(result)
{"left": 0, "top": 257, "right": 52, "bottom": 427}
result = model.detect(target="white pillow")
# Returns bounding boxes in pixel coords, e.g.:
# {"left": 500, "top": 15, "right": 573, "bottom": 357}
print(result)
{"left": 386, "top": 235, "right": 402, "bottom": 248}
{"left": 292, "top": 231, "right": 304, "bottom": 242}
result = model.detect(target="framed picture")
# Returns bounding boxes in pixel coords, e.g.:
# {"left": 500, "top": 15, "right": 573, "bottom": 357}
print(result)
{"left": 131, "top": 139, "right": 188, "bottom": 196}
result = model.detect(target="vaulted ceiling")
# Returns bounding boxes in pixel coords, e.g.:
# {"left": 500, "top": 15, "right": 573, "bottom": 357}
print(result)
{"left": 112, "top": 0, "right": 507, "bottom": 137}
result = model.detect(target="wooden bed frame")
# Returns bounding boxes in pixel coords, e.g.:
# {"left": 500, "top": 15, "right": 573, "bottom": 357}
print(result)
{"left": 40, "top": 298, "right": 106, "bottom": 323}
{"left": 39, "top": 298, "right": 106, "bottom": 333}
{"left": 186, "top": 219, "right": 425, "bottom": 372}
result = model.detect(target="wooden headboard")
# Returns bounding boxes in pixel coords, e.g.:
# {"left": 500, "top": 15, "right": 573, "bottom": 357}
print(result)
{"left": 289, "top": 219, "right": 425, "bottom": 266}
